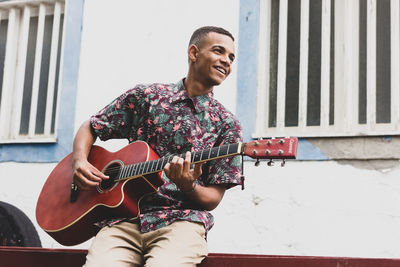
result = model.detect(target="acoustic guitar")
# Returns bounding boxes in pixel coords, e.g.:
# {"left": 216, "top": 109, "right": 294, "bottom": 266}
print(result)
{"left": 36, "top": 138, "right": 298, "bottom": 246}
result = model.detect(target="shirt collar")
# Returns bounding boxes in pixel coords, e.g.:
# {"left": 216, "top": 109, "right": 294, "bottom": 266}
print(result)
{"left": 171, "top": 79, "right": 214, "bottom": 113}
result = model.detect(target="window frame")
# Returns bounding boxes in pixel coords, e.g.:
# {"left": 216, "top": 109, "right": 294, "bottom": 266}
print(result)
{"left": 0, "top": 0, "right": 65, "bottom": 143}
{"left": 237, "top": 0, "right": 400, "bottom": 140}
{"left": 0, "top": 0, "right": 84, "bottom": 162}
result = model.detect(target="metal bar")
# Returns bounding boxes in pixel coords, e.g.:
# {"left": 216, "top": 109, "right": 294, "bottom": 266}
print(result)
{"left": 333, "top": 0, "right": 345, "bottom": 133}
{"left": 0, "top": 8, "right": 19, "bottom": 140}
{"left": 366, "top": 0, "right": 376, "bottom": 129}
{"left": 28, "top": 3, "right": 46, "bottom": 137}
{"left": 344, "top": 0, "right": 359, "bottom": 133}
{"left": 44, "top": 1, "right": 61, "bottom": 135}
{"left": 320, "top": 0, "right": 331, "bottom": 129}
{"left": 51, "top": 3, "right": 65, "bottom": 138}
{"left": 256, "top": 0, "right": 271, "bottom": 136}
{"left": 298, "top": 0, "right": 309, "bottom": 130}
{"left": 11, "top": 5, "right": 31, "bottom": 138}
{"left": 391, "top": 0, "right": 400, "bottom": 130}
{"left": 276, "top": 0, "right": 288, "bottom": 130}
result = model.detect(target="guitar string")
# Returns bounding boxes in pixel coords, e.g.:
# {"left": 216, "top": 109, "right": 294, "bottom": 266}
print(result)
{"left": 101, "top": 153, "right": 185, "bottom": 174}
{"left": 101, "top": 153, "right": 201, "bottom": 176}
{"left": 102, "top": 153, "right": 233, "bottom": 175}
{"left": 99, "top": 145, "right": 235, "bottom": 178}
{"left": 97, "top": 141, "right": 287, "bottom": 176}
{"left": 101, "top": 146, "right": 225, "bottom": 173}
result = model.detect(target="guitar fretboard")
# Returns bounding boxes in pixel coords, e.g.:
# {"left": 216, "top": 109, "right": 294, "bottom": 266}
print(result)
{"left": 116, "top": 143, "right": 242, "bottom": 181}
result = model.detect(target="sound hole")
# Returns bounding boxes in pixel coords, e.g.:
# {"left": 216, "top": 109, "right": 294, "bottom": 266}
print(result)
{"left": 100, "top": 162, "right": 121, "bottom": 190}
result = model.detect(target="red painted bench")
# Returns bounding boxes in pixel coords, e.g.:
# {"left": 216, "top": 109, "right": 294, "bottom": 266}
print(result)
{"left": 1, "top": 246, "right": 400, "bottom": 267}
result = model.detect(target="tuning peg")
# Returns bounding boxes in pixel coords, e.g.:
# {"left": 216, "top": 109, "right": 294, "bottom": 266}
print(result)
{"left": 254, "top": 137, "right": 263, "bottom": 146}
{"left": 255, "top": 159, "right": 260, "bottom": 166}
{"left": 281, "top": 159, "right": 286, "bottom": 167}
{"left": 267, "top": 159, "right": 274, "bottom": 166}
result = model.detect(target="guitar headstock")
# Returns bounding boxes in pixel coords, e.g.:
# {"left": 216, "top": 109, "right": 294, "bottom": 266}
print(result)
{"left": 242, "top": 137, "right": 298, "bottom": 160}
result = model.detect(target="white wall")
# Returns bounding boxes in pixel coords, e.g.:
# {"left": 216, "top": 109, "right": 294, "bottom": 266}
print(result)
{"left": 210, "top": 161, "right": 400, "bottom": 258}
{"left": 75, "top": 0, "right": 240, "bottom": 133}
{"left": 1, "top": 0, "right": 400, "bottom": 259}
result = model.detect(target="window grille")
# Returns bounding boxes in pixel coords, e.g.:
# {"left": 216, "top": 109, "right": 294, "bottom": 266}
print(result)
{"left": 256, "top": 0, "right": 400, "bottom": 137}
{"left": 0, "top": 0, "right": 65, "bottom": 143}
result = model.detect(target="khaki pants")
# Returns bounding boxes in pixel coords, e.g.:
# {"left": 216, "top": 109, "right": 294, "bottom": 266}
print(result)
{"left": 83, "top": 220, "right": 208, "bottom": 267}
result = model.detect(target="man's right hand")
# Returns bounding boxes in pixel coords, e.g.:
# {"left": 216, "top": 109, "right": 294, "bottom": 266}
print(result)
{"left": 72, "top": 119, "right": 108, "bottom": 190}
{"left": 72, "top": 158, "right": 109, "bottom": 190}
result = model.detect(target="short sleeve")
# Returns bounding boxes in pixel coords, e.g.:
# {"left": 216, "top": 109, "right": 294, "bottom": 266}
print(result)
{"left": 90, "top": 85, "right": 149, "bottom": 141}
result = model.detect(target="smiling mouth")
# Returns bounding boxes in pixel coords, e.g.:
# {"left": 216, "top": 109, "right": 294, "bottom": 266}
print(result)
{"left": 214, "top": 66, "right": 226, "bottom": 76}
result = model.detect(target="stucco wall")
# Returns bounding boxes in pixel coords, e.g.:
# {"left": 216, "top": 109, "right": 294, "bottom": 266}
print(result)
{"left": 209, "top": 160, "right": 400, "bottom": 258}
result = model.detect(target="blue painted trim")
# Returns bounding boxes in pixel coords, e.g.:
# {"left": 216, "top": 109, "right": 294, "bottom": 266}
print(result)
{"left": 0, "top": 0, "right": 85, "bottom": 163}
{"left": 297, "top": 138, "right": 329, "bottom": 160}
{"left": 236, "top": 0, "right": 260, "bottom": 142}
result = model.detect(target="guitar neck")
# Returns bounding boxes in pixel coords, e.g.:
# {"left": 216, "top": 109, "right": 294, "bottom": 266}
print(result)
{"left": 116, "top": 137, "right": 298, "bottom": 181}
{"left": 117, "top": 143, "right": 243, "bottom": 180}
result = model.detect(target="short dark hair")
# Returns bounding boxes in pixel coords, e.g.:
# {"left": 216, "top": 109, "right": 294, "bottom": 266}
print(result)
{"left": 189, "top": 26, "right": 234, "bottom": 48}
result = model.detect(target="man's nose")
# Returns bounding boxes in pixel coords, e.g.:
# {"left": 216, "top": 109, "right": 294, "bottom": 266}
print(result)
{"left": 221, "top": 55, "right": 231, "bottom": 66}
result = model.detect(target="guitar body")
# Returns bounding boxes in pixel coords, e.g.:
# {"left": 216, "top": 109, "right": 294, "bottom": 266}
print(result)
{"left": 36, "top": 141, "right": 164, "bottom": 246}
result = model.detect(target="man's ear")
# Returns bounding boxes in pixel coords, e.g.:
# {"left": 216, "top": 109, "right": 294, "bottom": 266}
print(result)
{"left": 188, "top": 44, "right": 199, "bottom": 63}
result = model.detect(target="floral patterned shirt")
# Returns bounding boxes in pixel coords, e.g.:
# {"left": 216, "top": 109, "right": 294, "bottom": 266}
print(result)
{"left": 90, "top": 79, "right": 243, "bottom": 234}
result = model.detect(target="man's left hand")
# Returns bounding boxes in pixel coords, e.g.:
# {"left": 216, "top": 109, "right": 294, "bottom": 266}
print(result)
{"left": 163, "top": 152, "right": 203, "bottom": 192}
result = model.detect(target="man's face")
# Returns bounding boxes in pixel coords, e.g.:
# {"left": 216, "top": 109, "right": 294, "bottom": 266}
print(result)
{"left": 192, "top": 32, "right": 235, "bottom": 87}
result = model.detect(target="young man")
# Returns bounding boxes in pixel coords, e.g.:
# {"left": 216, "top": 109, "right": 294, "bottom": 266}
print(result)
{"left": 73, "top": 26, "right": 243, "bottom": 267}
